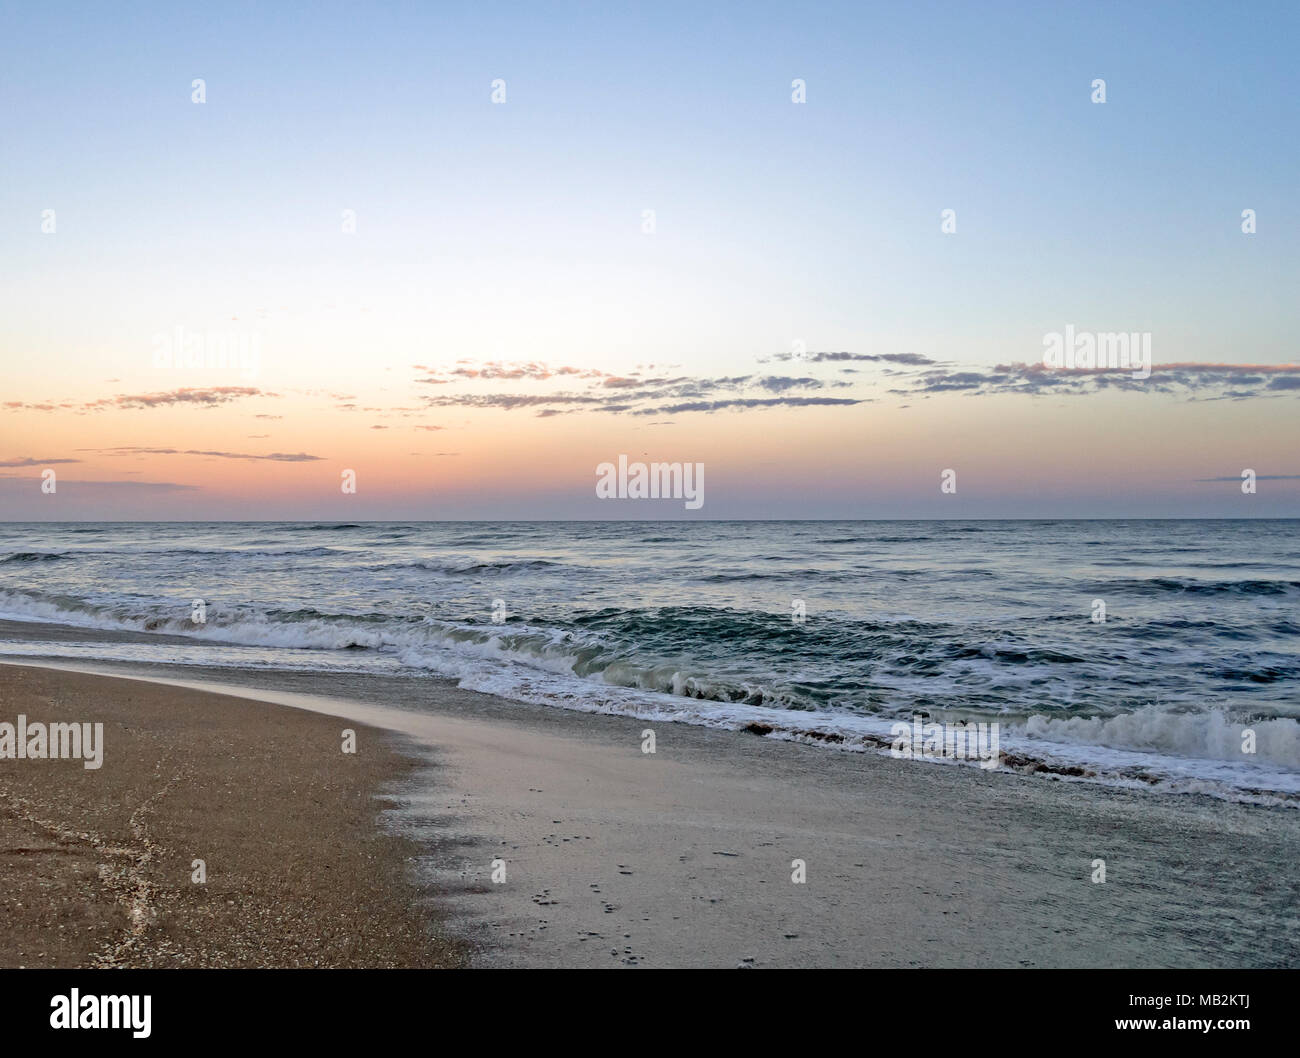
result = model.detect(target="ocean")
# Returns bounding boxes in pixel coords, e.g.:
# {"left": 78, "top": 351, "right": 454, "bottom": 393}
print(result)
{"left": 1, "top": 519, "right": 1297, "bottom": 802}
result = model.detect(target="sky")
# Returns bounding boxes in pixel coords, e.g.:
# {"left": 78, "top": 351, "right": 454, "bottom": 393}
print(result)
{"left": 1, "top": 0, "right": 1297, "bottom": 519}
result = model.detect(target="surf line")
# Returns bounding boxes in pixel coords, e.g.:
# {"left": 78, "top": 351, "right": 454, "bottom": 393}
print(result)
{"left": 890, "top": 716, "right": 1000, "bottom": 770}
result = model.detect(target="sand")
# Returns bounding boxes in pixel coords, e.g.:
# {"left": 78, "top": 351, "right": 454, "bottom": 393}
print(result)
{"left": 3, "top": 656, "right": 1297, "bottom": 968}
{"left": 0, "top": 663, "right": 465, "bottom": 968}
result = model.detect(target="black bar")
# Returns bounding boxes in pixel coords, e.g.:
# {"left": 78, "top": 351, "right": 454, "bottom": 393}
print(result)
{"left": 0, "top": 969, "right": 1285, "bottom": 1044}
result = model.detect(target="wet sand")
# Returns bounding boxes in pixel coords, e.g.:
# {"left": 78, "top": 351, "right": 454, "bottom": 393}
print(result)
{"left": 2, "top": 655, "right": 1297, "bottom": 968}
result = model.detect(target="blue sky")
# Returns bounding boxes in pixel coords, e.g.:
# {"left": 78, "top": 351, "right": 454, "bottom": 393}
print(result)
{"left": 1, "top": 1, "right": 1297, "bottom": 518}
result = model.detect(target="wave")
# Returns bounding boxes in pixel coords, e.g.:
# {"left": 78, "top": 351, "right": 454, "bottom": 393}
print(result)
{"left": 1, "top": 552, "right": 66, "bottom": 563}
{"left": 293, "top": 523, "right": 364, "bottom": 531}
{"left": 1024, "top": 706, "right": 1300, "bottom": 772}
{"left": 695, "top": 570, "right": 842, "bottom": 583}
{"left": 870, "top": 535, "right": 937, "bottom": 543}
{"left": 10, "top": 546, "right": 351, "bottom": 560}
{"left": 169, "top": 546, "right": 350, "bottom": 559}
{"left": 384, "top": 558, "right": 565, "bottom": 575}
{"left": 1100, "top": 577, "right": 1300, "bottom": 596}
{"left": 1, "top": 583, "right": 1297, "bottom": 802}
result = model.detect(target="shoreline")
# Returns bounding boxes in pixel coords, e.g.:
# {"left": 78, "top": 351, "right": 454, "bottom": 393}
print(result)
{"left": 3, "top": 656, "right": 1298, "bottom": 967}
{"left": 1, "top": 618, "right": 1294, "bottom": 807}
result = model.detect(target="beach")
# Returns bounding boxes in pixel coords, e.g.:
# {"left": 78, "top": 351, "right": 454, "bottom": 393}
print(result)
{"left": 3, "top": 654, "right": 1297, "bottom": 969}
{"left": 0, "top": 661, "right": 465, "bottom": 968}
{"left": 4, "top": 0, "right": 1300, "bottom": 1006}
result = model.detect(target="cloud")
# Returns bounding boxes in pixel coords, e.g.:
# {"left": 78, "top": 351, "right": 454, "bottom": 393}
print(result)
{"left": 407, "top": 353, "right": 1300, "bottom": 421}
{"left": 407, "top": 357, "right": 877, "bottom": 419}
{"left": 416, "top": 369, "right": 858, "bottom": 416}
{"left": 1195, "top": 474, "right": 1300, "bottom": 482}
{"left": 755, "top": 376, "right": 822, "bottom": 393}
{"left": 420, "top": 393, "right": 607, "bottom": 411}
{"left": 0, "top": 456, "right": 82, "bottom": 467}
{"left": 3, "top": 401, "right": 73, "bottom": 412}
{"left": 86, "top": 386, "right": 274, "bottom": 410}
{"left": 88, "top": 447, "right": 324, "bottom": 462}
{"left": 891, "top": 361, "right": 1300, "bottom": 401}
{"left": 631, "top": 396, "right": 864, "bottom": 415}
{"left": 766, "top": 351, "right": 938, "bottom": 366}
{"left": 416, "top": 360, "right": 605, "bottom": 384}
{"left": 0, "top": 476, "right": 198, "bottom": 491}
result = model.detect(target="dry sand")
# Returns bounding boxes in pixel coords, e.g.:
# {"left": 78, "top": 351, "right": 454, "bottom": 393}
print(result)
{"left": 3, "top": 658, "right": 1297, "bottom": 968}
{"left": 0, "top": 663, "right": 465, "bottom": 968}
